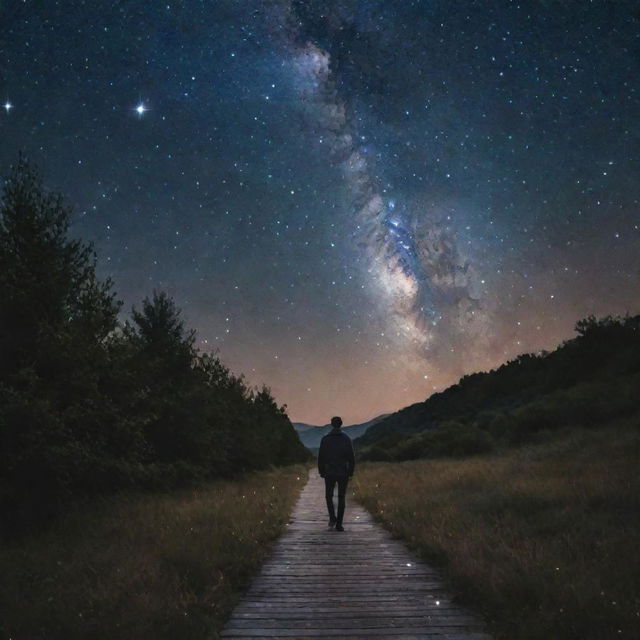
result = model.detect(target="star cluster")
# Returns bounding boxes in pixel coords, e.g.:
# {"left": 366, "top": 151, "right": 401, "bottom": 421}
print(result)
{"left": 1, "top": 1, "right": 639, "bottom": 424}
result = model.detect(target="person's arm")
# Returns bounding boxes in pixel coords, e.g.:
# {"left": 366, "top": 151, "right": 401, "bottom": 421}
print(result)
{"left": 348, "top": 437, "right": 355, "bottom": 477}
{"left": 318, "top": 438, "right": 325, "bottom": 477}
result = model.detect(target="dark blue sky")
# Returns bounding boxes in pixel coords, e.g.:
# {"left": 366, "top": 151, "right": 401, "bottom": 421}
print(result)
{"left": 1, "top": 1, "right": 639, "bottom": 423}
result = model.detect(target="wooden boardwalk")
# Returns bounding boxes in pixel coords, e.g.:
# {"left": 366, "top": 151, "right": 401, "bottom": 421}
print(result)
{"left": 221, "top": 469, "right": 491, "bottom": 640}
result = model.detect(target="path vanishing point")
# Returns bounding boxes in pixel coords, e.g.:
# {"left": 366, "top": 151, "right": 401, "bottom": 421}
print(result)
{"left": 222, "top": 469, "right": 492, "bottom": 640}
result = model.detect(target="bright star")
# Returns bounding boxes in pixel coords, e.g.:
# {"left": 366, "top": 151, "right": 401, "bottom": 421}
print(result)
{"left": 4, "top": 102, "right": 12, "bottom": 113}
{"left": 135, "top": 103, "right": 147, "bottom": 116}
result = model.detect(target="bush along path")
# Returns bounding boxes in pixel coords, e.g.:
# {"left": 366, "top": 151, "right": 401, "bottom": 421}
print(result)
{"left": 221, "top": 468, "right": 491, "bottom": 639}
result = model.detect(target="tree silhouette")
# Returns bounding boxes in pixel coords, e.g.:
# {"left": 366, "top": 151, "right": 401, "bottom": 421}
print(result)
{"left": 0, "top": 157, "right": 122, "bottom": 515}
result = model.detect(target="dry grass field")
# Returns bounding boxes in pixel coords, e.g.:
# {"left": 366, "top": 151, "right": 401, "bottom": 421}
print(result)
{"left": 352, "top": 425, "right": 640, "bottom": 640}
{"left": 0, "top": 465, "right": 308, "bottom": 640}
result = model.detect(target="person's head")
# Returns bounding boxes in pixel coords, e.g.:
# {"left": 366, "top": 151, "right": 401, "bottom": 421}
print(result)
{"left": 330, "top": 416, "right": 343, "bottom": 429}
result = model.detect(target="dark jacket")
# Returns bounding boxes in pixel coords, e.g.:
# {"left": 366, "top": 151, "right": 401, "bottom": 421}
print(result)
{"left": 318, "top": 428, "right": 355, "bottom": 478}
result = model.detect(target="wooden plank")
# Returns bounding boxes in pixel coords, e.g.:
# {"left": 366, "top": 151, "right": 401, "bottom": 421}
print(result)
{"left": 236, "top": 597, "right": 452, "bottom": 604}
{"left": 248, "top": 583, "right": 443, "bottom": 589}
{"left": 237, "top": 597, "right": 454, "bottom": 605}
{"left": 221, "top": 637, "right": 490, "bottom": 640}
{"left": 221, "top": 636, "right": 491, "bottom": 640}
{"left": 245, "top": 586, "right": 447, "bottom": 592}
{"left": 221, "top": 629, "right": 491, "bottom": 637}
{"left": 233, "top": 607, "right": 462, "bottom": 616}
{"left": 225, "top": 615, "right": 477, "bottom": 626}
{"left": 262, "top": 558, "right": 431, "bottom": 563}
{"left": 253, "top": 576, "right": 439, "bottom": 582}
{"left": 238, "top": 594, "right": 451, "bottom": 600}
{"left": 253, "top": 575, "right": 438, "bottom": 580}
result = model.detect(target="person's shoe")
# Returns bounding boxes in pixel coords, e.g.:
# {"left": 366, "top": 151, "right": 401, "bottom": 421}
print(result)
{"left": 335, "top": 524, "right": 344, "bottom": 532}
{"left": 328, "top": 518, "right": 337, "bottom": 529}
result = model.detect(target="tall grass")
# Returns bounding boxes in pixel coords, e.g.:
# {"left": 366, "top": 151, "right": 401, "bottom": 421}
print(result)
{"left": 0, "top": 464, "right": 308, "bottom": 640}
{"left": 352, "top": 425, "right": 640, "bottom": 640}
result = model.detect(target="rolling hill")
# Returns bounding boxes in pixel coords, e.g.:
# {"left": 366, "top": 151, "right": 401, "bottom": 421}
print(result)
{"left": 355, "top": 314, "right": 640, "bottom": 461}
{"left": 293, "top": 414, "right": 389, "bottom": 450}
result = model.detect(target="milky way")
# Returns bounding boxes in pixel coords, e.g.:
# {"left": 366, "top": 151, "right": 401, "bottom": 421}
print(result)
{"left": 1, "top": 1, "right": 639, "bottom": 423}
{"left": 275, "top": 4, "right": 487, "bottom": 364}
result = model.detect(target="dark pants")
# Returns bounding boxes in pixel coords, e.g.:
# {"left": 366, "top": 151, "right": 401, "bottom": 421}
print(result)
{"left": 325, "top": 476, "right": 349, "bottom": 525}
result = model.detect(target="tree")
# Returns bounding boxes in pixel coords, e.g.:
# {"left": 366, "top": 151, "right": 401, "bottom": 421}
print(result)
{"left": 0, "top": 157, "right": 122, "bottom": 514}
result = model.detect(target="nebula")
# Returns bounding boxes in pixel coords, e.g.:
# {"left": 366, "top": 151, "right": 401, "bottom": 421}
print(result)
{"left": 274, "top": 6, "right": 484, "bottom": 360}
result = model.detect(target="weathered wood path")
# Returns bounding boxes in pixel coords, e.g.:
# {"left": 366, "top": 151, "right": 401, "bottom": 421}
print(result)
{"left": 221, "top": 469, "right": 491, "bottom": 639}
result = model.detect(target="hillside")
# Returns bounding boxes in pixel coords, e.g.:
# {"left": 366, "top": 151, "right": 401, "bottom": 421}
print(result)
{"left": 356, "top": 314, "right": 640, "bottom": 461}
{"left": 293, "top": 414, "right": 389, "bottom": 450}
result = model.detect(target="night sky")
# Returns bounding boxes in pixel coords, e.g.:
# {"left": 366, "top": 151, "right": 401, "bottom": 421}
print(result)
{"left": 1, "top": 1, "right": 639, "bottom": 424}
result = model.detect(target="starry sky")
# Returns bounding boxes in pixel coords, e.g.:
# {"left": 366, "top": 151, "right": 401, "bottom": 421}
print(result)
{"left": 1, "top": 1, "right": 639, "bottom": 425}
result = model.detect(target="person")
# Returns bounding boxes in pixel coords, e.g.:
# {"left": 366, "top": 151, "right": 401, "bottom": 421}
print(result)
{"left": 317, "top": 416, "right": 355, "bottom": 532}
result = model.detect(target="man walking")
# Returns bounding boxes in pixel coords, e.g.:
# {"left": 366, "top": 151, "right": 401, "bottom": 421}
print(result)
{"left": 318, "top": 416, "right": 355, "bottom": 532}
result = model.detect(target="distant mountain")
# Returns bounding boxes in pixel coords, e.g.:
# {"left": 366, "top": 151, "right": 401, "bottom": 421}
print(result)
{"left": 293, "top": 414, "right": 389, "bottom": 450}
{"left": 291, "top": 423, "right": 316, "bottom": 434}
{"left": 356, "top": 314, "right": 640, "bottom": 462}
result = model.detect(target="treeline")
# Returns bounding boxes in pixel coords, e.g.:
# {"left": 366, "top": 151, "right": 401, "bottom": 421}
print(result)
{"left": 0, "top": 158, "right": 310, "bottom": 523}
{"left": 358, "top": 314, "right": 640, "bottom": 461}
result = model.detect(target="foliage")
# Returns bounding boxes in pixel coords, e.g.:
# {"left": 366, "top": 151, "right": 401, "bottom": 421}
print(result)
{"left": 0, "top": 158, "right": 310, "bottom": 524}
{"left": 358, "top": 312, "right": 640, "bottom": 461}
